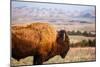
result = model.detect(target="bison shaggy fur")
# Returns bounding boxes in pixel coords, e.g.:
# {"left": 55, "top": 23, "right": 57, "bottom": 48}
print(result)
{"left": 11, "top": 23, "right": 70, "bottom": 65}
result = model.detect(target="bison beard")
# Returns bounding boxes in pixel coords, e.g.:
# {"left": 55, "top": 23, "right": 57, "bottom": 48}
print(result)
{"left": 11, "top": 23, "right": 70, "bottom": 65}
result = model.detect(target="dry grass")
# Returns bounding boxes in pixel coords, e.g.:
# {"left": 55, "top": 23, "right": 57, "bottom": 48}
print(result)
{"left": 55, "top": 23, "right": 95, "bottom": 32}
{"left": 69, "top": 35, "right": 95, "bottom": 43}
{"left": 11, "top": 47, "right": 96, "bottom": 66}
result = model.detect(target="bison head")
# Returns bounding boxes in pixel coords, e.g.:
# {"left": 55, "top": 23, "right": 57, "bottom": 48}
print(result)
{"left": 57, "top": 30, "right": 70, "bottom": 58}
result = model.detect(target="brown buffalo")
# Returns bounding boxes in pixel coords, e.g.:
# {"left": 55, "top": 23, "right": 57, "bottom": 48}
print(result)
{"left": 11, "top": 23, "right": 70, "bottom": 65}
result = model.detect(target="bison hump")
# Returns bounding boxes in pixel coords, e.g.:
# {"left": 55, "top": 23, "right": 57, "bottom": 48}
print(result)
{"left": 12, "top": 23, "right": 57, "bottom": 45}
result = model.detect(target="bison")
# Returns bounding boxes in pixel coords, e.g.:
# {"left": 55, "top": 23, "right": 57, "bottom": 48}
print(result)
{"left": 11, "top": 23, "right": 70, "bottom": 65}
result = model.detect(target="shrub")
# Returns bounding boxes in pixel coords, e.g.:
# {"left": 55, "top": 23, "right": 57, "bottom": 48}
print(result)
{"left": 70, "top": 39, "right": 96, "bottom": 47}
{"left": 67, "top": 30, "right": 95, "bottom": 37}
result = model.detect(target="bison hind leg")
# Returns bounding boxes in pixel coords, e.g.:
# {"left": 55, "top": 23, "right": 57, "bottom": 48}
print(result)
{"left": 33, "top": 55, "right": 43, "bottom": 65}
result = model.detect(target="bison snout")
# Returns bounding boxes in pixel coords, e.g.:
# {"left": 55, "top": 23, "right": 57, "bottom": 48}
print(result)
{"left": 60, "top": 53, "right": 66, "bottom": 58}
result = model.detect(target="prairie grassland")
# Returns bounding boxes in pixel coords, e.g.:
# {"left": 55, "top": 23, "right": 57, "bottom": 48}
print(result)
{"left": 11, "top": 22, "right": 96, "bottom": 66}
{"left": 69, "top": 35, "right": 95, "bottom": 43}
{"left": 55, "top": 23, "right": 95, "bottom": 32}
{"left": 11, "top": 47, "right": 96, "bottom": 66}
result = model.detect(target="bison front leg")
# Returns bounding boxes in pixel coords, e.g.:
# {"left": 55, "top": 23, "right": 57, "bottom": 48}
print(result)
{"left": 33, "top": 55, "right": 43, "bottom": 65}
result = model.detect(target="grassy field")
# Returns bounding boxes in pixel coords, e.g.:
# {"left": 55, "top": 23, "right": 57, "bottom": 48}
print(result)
{"left": 55, "top": 23, "right": 95, "bottom": 32}
{"left": 69, "top": 35, "right": 95, "bottom": 43}
{"left": 11, "top": 47, "right": 96, "bottom": 66}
